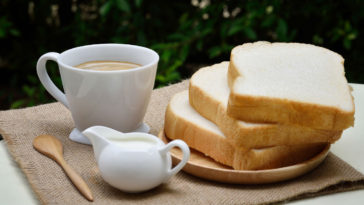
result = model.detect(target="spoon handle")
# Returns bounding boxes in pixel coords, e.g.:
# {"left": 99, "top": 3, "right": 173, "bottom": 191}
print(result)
{"left": 58, "top": 159, "right": 94, "bottom": 201}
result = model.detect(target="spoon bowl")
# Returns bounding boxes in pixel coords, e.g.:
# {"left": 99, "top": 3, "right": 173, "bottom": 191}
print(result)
{"left": 33, "top": 135, "right": 94, "bottom": 201}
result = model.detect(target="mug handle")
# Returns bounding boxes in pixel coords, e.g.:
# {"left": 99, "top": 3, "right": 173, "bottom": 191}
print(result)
{"left": 160, "top": 139, "right": 190, "bottom": 182}
{"left": 36, "top": 52, "right": 69, "bottom": 108}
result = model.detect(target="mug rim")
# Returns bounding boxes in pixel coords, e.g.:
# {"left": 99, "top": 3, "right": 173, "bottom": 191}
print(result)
{"left": 57, "top": 43, "right": 159, "bottom": 73}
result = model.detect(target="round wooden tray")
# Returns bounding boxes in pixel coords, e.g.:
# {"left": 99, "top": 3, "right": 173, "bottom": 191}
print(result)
{"left": 159, "top": 131, "right": 330, "bottom": 184}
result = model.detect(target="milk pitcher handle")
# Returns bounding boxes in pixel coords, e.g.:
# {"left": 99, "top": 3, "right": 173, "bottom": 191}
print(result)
{"left": 36, "top": 52, "right": 69, "bottom": 108}
{"left": 160, "top": 139, "right": 190, "bottom": 181}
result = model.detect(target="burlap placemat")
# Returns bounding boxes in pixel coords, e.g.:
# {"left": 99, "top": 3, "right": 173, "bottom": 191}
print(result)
{"left": 1, "top": 80, "right": 364, "bottom": 205}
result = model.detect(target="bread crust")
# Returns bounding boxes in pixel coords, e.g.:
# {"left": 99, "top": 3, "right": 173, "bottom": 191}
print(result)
{"left": 164, "top": 91, "right": 327, "bottom": 170}
{"left": 189, "top": 63, "right": 342, "bottom": 148}
{"left": 227, "top": 91, "right": 355, "bottom": 130}
{"left": 227, "top": 42, "right": 355, "bottom": 130}
{"left": 165, "top": 101, "right": 234, "bottom": 167}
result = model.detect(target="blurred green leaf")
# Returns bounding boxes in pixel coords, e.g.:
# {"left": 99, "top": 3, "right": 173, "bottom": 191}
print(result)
{"left": 261, "top": 16, "right": 275, "bottom": 28}
{"left": 313, "top": 34, "right": 324, "bottom": 45}
{"left": 11, "top": 100, "right": 25, "bottom": 109}
{"left": 180, "top": 45, "right": 190, "bottom": 61}
{"left": 196, "top": 40, "right": 203, "bottom": 51}
{"left": 161, "top": 50, "right": 172, "bottom": 62}
{"left": 116, "top": 0, "right": 131, "bottom": 12}
{"left": 276, "top": 19, "right": 288, "bottom": 40}
{"left": 137, "top": 31, "right": 146, "bottom": 45}
{"left": 0, "top": 16, "right": 18, "bottom": 38}
{"left": 0, "top": 29, "right": 5, "bottom": 38}
{"left": 1, "top": 0, "right": 364, "bottom": 110}
{"left": 135, "top": 0, "right": 143, "bottom": 7}
{"left": 168, "top": 33, "right": 186, "bottom": 41}
{"left": 208, "top": 46, "right": 222, "bottom": 58}
{"left": 200, "top": 27, "right": 213, "bottom": 36}
{"left": 347, "top": 32, "right": 357, "bottom": 40}
{"left": 343, "top": 38, "right": 351, "bottom": 50}
{"left": 228, "top": 25, "right": 243, "bottom": 36}
{"left": 179, "top": 13, "right": 189, "bottom": 24}
{"left": 243, "top": 27, "right": 257, "bottom": 40}
{"left": 22, "top": 85, "right": 35, "bottom": 97}
{"left": 220, "top": 23, "right": 229, "bottom": 38}
{"left": 100, "top": 1, "right": 112, "bottom": 16}
{"left": 27, "top": 75, "right": 38, "bottom": 84}
{"left": 9, "top": 29, "right": 20, "bottom": 36}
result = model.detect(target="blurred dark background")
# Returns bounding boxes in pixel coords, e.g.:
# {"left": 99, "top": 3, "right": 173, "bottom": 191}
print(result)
{"left": 0, "top": 0, "right": 363, "bottom": 110}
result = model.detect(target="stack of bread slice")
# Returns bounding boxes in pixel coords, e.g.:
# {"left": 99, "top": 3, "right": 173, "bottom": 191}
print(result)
{"left": 164, "top": 41, "right": 355, "bottom": 170}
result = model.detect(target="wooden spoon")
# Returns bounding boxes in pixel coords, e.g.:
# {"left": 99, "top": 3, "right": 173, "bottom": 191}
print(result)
{"left": 33, "top": 135, "right": 94, "bottom": 201}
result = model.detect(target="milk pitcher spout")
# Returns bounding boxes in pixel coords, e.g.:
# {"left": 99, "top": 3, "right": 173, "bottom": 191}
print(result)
{"left": 82, "top": 126, "right": 113, "bottom": 162}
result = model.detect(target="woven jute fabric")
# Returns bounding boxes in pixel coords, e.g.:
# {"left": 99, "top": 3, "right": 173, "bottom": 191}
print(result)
{"left": 1, "top": 80, "right": 364, "bottom": 205}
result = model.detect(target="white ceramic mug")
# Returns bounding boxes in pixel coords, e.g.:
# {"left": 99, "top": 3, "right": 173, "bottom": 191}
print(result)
{"left": 36, "top": 44, "right": 159, "bottom": 144}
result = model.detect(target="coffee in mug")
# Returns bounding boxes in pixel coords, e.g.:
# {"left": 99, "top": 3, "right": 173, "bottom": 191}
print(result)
{"left": 36, "top": 44, "right": 159, "bottom": 145}
{"left": 75, "top": 61, "right": 141, "bottom": 71}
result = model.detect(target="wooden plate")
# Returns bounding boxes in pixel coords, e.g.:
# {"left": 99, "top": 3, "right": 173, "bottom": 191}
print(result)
{"left": 159, "top": 131, "right": 330, "bottom": 184}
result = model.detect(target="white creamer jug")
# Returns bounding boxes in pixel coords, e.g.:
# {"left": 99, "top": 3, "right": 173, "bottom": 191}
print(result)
{"left": 82, "top": 126, "right": 190, "bottom": 193}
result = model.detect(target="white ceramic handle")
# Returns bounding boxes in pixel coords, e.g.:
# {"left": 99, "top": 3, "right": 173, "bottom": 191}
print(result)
{"left": 160, "top": 139, "right": 190, "bottom": 181}
{"left": 36, "top": 52, "right": 69, "bottom": 108}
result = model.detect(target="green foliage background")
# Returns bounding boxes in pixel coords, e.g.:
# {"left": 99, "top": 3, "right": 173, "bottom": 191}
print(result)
{"left": 0, "top": 0, "right": 363, "bottom": 109}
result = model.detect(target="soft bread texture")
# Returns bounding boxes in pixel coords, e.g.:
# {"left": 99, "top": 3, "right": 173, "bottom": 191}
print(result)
{"left": 227, "top": 41, "right": 355, "bottom": 130}
{"left": 164, "top": 91, "right": 327, "bottom": 170}
{"left": 189, "top": 62, "right": 342, "bottom": 148}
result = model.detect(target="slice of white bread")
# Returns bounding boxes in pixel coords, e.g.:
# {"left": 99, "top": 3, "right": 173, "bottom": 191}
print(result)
{"left": 164, "top": 90, "right": 326, "bottom": 170}
{"left": 227, "top": 41, "right": 355, "bottom": 130}
{"left": 189, "top": 62, "right": 342, "bottom": 148}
